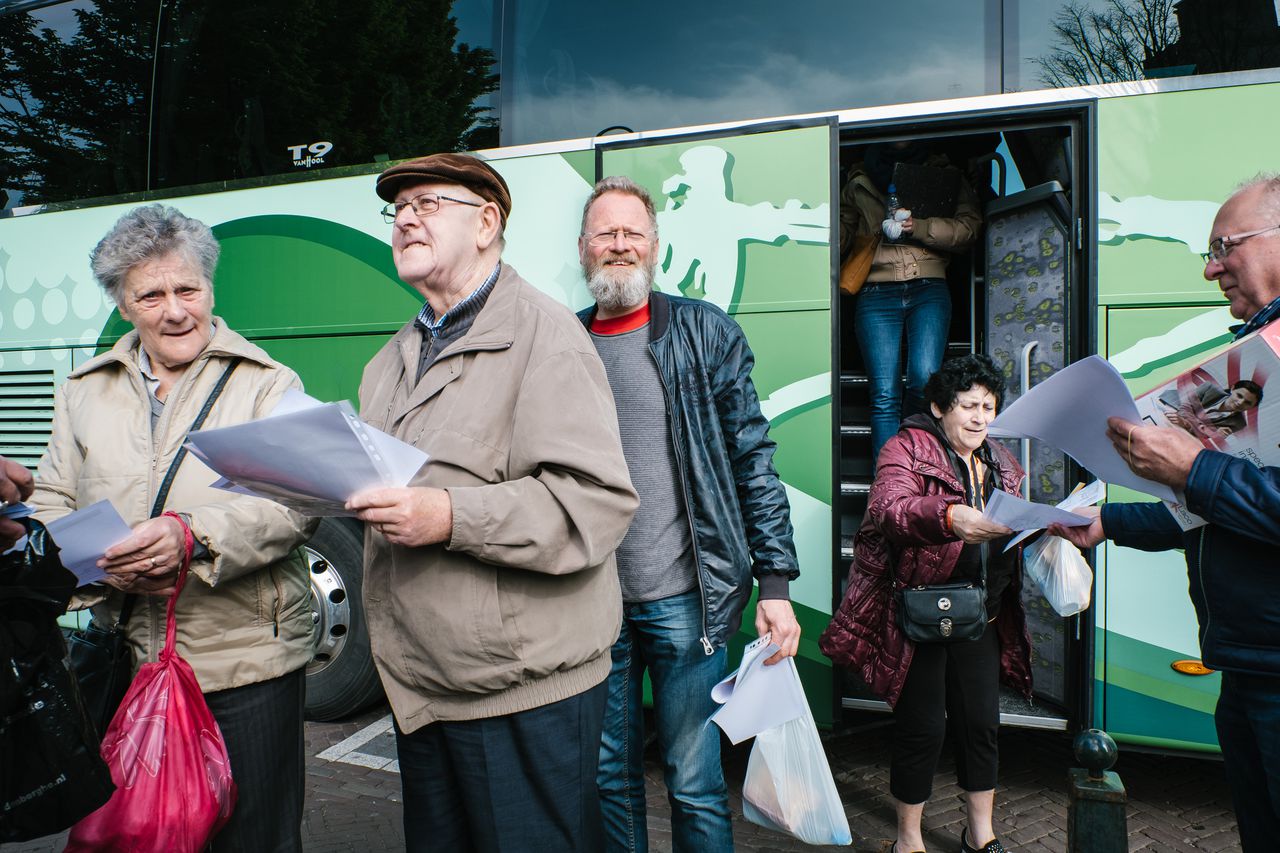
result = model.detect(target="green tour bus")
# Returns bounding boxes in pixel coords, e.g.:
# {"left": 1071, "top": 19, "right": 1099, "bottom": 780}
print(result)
{"left": 4, "top": 0, "right": 1278, "bottom": 752}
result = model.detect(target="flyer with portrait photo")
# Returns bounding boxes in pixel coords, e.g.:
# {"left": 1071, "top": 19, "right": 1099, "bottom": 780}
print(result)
{"left": 1134, "top": 320, "right": 1280, "bottom": 529}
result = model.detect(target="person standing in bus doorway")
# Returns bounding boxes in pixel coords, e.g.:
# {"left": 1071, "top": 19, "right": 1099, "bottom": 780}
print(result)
{"left": 347, "top": 154, "right": 638, "bottom": 853}
{"left": 1051, "top": 175, "right": 1280, "bottom": 852}
{"left": 576, "top": 176, "right": 802, "bottom": 853}
{"left": 0, "top": 456, "right": 33, "bottom": 550}
{"left": 839, "top": 142, "right": 982, "bottom": 464}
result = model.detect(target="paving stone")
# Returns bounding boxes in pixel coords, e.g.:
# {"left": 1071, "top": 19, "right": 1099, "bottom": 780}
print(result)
{"left": 0, "top": 706, "right": 1246, "bottom": 852}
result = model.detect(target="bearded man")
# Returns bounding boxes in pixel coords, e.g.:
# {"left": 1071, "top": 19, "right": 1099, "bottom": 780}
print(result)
{"left": 576, "top": 176, "right": 802, "bottom": 853}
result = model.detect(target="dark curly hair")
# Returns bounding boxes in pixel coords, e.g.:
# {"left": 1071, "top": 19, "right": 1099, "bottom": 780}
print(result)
{"left": 923, "top": 353, "right": 1006, "bottom": 414}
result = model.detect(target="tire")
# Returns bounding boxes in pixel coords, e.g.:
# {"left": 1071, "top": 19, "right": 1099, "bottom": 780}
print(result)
{"left": 303, "top": 517, "right": 383, "bottom": 721}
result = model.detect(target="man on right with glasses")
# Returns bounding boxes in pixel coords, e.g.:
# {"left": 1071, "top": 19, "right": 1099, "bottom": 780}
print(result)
{"left": 576, "top": 176, "right": 802, "bottom": 853}
{"left": 1052, "top": 175, "right": 1280, "bottom": 852}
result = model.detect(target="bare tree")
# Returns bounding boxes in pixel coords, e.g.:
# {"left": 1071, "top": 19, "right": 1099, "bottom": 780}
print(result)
{"left": 1035, "top": 0, "right": 1179, "bottom": 86}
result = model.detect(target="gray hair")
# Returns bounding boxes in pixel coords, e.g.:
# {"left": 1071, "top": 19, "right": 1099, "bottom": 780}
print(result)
{"left": 580, "top": 176, "right": 658, "bottom": 236}
{"left": 1233, "top": 173, "right": 1280, "bottom": 221}
{"left": 90, "top": 204, "right": 220, "bottom": 305}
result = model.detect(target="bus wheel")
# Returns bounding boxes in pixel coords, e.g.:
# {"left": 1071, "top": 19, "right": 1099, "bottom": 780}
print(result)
{"left": 304, "top": 518, "right": 383, "bottom": 721}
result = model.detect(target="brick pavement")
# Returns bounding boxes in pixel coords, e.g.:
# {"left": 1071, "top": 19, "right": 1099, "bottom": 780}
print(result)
{"left": 3, "top": 704, "right": 1241, "bottom": 852}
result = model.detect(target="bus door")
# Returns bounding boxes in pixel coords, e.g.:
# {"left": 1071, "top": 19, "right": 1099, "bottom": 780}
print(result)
{"left": 834, "top": 104, "right": 1093, "bottom": 732}
{"left": 594, "top": 119, "right": 842, "bottom": 724}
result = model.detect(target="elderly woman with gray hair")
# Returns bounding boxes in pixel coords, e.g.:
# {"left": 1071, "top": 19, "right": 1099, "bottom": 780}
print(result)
{"left": 31, "top": 204, "right": 318, "bottom": 852}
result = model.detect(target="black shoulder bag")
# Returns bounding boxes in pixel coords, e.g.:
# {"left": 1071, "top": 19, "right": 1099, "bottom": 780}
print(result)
{"left": 66, "top": 359, "right": 240, "bottom": 736}
{"left": 893, "top": 447, "right": 990, "bottom": 644}
{"left": 1, "top": 520, "right": 115, "bottom": 841}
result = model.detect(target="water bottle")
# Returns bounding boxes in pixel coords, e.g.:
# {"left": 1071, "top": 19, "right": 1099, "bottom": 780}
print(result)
{"left": 886, "top": 183, "right": 901, "bottom": 242}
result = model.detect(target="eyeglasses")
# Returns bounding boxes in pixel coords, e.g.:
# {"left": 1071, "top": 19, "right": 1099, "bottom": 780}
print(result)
{"left": 381, "top": 192, "right": 484, "bottom": 223}
{"left": 583, "top": 228, "right": 655, "bottom": 247}
{"left": 1201, "top": 223, "right": 1280, "bottom": 265}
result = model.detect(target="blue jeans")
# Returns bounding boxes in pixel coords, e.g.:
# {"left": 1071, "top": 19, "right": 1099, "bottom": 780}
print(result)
{"left": 1215, "top": 672, "right": 1280, "bottom": 851}
{"left": 597, "top": 589, "right": 732, "bottom": 853}
{"left": 854, "top": 278, "right": 952, "bottom": 462}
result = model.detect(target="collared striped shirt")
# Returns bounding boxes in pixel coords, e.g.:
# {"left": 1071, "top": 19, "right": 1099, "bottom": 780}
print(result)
{"left": 1232, "top": 294, "right": 1280, "bottom": 340}
{"left": 414, "top": 262, "right": 501, "bottom": 383}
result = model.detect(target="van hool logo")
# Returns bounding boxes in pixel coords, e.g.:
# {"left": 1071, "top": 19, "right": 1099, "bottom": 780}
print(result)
{"left": 287, "top": 141, "right": 333, "bottom": 169}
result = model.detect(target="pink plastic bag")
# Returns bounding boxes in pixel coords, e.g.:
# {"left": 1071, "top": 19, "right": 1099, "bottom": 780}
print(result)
{"left": 66, "top": 515, "right": 236, "bottom": 852}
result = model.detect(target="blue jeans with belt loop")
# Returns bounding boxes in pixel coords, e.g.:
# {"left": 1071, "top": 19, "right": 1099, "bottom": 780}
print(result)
{"left": 854, "top": 277, "right": 952, "bottom": 463}
{"left": 597, "top": 589, "right": 732, "bottom": 853}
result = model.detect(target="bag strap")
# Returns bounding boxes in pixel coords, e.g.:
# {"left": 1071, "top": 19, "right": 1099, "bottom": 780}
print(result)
{"left": 157, "top": 511, "right": 195, "bottom": 660}
{"left": 148, "top": 358, "right": 241, "bottom": 518}
{"left": 115, "top": 358, "right": 241, "bottom": 628}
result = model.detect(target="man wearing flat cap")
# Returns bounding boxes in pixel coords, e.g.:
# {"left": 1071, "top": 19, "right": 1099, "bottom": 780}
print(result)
{"left": 347, "top": 153, "right": 638, "bottom": 852}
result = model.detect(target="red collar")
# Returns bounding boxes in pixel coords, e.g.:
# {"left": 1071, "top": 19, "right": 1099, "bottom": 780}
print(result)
{"left": 590, "top": 302, "right": 650, "bottom": 335}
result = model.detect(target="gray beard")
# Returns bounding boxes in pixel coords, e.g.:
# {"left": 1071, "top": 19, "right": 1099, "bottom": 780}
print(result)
{"left": 585, "top": 260, "right": 654, "bottom": 313}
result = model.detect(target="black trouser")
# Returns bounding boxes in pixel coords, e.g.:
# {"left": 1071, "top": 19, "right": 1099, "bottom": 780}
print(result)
{"left": 396, "top": 679, "right": 608, "bottom": 853}
{"left": 204, "top": 668, "right": 306, "bottom": 853}
{"left": 1215, "top": 671, "right": 1280, "bottom": 851}
{"left": 890, "top": 624, "right": 1001, "bottom": 804}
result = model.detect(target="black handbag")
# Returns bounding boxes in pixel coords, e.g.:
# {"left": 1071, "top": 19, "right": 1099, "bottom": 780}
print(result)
{"left": 896, "top": 574, "right": 987, "bottom": 643}
{"left": 1, "top": 520, "right": 115, "bottom": 841}
{"left": 66, "top": 359, "right": 239, "bottom": 736}
{"left": 65, "top": 598, "right": 137, "bottom": 738}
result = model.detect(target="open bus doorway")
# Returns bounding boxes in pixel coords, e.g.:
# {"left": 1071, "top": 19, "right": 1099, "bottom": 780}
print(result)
{"left": 833, "top": 107, "right": 1091, "bottom": 731}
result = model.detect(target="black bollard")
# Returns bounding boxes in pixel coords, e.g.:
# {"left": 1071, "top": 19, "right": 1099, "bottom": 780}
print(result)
{"left": 1067, "top": 729, "right": 1127, "bottom": 853}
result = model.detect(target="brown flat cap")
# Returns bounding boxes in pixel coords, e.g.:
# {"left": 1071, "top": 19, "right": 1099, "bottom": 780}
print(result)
{"left": 376, "top": 153, "right": 512, "bottom": 223}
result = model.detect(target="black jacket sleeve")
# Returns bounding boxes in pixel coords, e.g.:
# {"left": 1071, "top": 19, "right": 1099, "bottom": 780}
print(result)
{"left": 709, "top": 319, "right": 799, "bottom": 593}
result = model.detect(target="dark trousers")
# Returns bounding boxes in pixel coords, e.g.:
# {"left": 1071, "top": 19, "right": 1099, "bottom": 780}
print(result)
{"left": 204, "top": 668, "right": 306, "bottom": 853}
{"left": 396, "top": 679, "right": 609, "bottom": 853}
{"left": 890, "top": 624, "right": 1000, "bottom": 804}
{"left": 1215, "top": 671, "right": 1280, "bottom": 851}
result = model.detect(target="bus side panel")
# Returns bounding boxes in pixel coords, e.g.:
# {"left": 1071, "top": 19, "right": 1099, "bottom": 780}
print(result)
{"left": 600, "top": 126, "right": 835, "bottom": 723}
{"left": 1096, "top": 80, "right": 1280, "bottom": 751}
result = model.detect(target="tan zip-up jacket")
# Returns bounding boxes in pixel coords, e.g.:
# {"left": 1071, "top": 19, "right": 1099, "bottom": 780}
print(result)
{"left": 839, "top": 160, "right": 981, "bottom": 283}
{"left": 359, "top": 263, "right": 638, "bottom": 733}
{"left": 33, "top": 320, "right": 318, "bottom": 693}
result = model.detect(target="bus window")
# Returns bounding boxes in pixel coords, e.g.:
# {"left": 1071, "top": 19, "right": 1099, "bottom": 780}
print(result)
{"left": 150, "top": 0, "right": 499, "bottom": 190}
{"left": 0, "top": 0, "right": 153, "bottom": 208}
{"left": 502, "top": 0, "right": 993, "bottom": 146}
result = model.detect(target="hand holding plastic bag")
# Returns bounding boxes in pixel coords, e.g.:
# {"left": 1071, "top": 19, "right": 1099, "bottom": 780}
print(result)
{"left": 1024, "top": 533, "right": 1092, "bottom": 617}
{"left": 740, "top": 659, "right": 852, "bottom": 846}
{"left": 66, "top": 515, "right": 236, "bottom": 853}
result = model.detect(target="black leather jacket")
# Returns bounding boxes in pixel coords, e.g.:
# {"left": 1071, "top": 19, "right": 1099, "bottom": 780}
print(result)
{"left": 579, "top": 292, "right": 799, "bottom": 651}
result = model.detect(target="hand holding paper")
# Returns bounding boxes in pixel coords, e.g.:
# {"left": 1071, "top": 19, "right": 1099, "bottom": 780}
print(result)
{"left": 1104, "top": 416, "right": 1203, "bottom": 492}
{"left": 710, "top": 633, "right": 808, "bottom": 745}
{"left": 983, "top": 489, "right": 1094, "bottom": 533}
{"left": 347, "top": 486, "right": 452, "bottom": 548}
{"left": 988, "top": 356, "right": 1176, "bottom": 502}
{"left": 1004, "top": 479, "right": 1105, "bottom": 551}
{"left": 44, "top": 500, "right": 134, "bottom": 586}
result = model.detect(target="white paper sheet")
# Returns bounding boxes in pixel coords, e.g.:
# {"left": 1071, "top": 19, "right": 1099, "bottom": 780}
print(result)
{"left": 1005, "top": 479, "right": 1106, "bottom": 551}
{"left": 983, "top": 488, "right": 1093, "bottom": 533}
{"left": 987, "top": 355, "right": 1177, "bottom": 502}
{"left": 710, "top": 633, "right": 808, "bottom": 745}
{"left": 185, "top": 393, "right": 429, "bottom": 516}
{"left": 44, "top": 499, "right": 133, "bottom": 586}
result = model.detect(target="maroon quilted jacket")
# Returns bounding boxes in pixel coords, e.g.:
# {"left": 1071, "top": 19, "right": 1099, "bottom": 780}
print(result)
{"left": 818, "top": 414, "right": 1034, "bottom": 708}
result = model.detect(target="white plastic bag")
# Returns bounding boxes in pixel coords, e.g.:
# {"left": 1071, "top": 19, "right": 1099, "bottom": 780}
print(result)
{"left": 740, "top": 662, "right": 852, "bottom": 846}
{"left": 1024, "top": 534, "right": 1092, "bottom": 616}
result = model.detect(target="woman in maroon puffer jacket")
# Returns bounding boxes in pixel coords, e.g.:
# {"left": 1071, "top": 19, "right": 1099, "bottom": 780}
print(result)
{"left": 820, "top": 354, "right": 1033, "bottom": 853}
